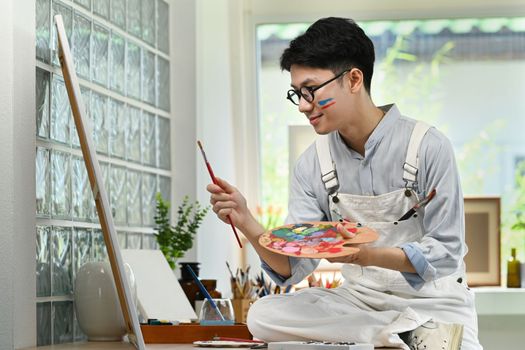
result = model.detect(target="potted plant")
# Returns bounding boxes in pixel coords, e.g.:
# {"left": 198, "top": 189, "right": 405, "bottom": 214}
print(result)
{"left": 154, "top": 193, "right": 209, "bottom": 275}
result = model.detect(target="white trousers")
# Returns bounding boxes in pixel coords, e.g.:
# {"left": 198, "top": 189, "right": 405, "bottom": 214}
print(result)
{"left": 247, "top": 266, "right": 482, "bottom": 350}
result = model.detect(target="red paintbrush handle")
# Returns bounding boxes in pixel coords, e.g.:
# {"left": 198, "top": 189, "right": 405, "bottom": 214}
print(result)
{"left": 213, "top": 336, "right": 263, "bottom": 343}
{"left": 198, "top": 142, "right": 242, "bottom": 248}
{"left": 227, "top": 215, "right": 243, "bottom": 248}
{"left": 206, "top": 162, "right": 218, "bottom": 185}
{"left": 206, "top": 161, "right": 242, "bottom": 248}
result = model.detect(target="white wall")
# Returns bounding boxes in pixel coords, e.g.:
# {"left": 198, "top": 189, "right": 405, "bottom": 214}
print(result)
{"left": 170, "top": 0, "right": 198, "bottom": 264}
{"left": 0, "top": 1, "right": 15, "bottom": 346}
{"left": 0, "top": 0, "right": 36, "bottom": 348}
{"left": 194, "top": 0, "right": 245, "bottom": 297}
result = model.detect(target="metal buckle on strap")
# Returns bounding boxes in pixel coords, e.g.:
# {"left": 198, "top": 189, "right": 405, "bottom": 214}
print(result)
{"left": 321, "top": 167, "right": 339, "bottom": 194}
{"left": 404, "top": 179, "right": 418, "bottom": 192}
{"left": 321, "top": 169, "right": 337, "bottom": 184}
{"left": 403, "top": 162, "right": 418, "bottom": 191}
{"left": 403, "top": 162, "right": 418, "bottom": 177}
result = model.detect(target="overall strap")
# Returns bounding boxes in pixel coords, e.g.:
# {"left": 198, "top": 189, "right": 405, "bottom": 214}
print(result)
{"left": 315, "top": 134, "right": 339, "bottom": 195}
{"left": 403, "top": 121, "right": 432, "bottom": 190}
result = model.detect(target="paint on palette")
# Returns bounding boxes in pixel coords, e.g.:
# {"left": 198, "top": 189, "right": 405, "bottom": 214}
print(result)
{"left": 318, "top": 97, "right": 336, "bottom": 109}
{"left": 265, "top": 223, "right": 358, "bottom": 256}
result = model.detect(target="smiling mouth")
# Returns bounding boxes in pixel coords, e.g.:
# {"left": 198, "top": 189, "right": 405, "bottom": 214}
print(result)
{"left": 309, "top": 113, "right": 322, "bottom": 121}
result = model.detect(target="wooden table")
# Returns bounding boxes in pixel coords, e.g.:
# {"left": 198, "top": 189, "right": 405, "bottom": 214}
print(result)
{"left": 22, "top": 343, "right": 214, "bottom": 350}
{"left": 21, "top": 342, "right": 401, "bottom": 350}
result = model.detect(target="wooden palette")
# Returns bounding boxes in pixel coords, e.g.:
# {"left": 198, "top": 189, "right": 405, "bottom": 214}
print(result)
{"left": 259, "top": 221, "right": 379, "bottom": 258}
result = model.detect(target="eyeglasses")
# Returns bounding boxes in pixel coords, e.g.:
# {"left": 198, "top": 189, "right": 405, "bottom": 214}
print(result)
{"left": 286, "top": 69, "right": 351, "bottom": 106}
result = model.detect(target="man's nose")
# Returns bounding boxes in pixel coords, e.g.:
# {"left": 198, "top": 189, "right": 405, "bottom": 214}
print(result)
{"left": 298, "top": 97, "right": 314, "bottom": 113}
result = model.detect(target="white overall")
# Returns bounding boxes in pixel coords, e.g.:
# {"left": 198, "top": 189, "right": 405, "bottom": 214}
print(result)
{"left": 247, "top": 122, "right": 482, "bottom": 349}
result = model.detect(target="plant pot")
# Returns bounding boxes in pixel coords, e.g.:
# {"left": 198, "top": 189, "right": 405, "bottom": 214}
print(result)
{"left": 179, "top": 262, "right": 200, "bottom": 281}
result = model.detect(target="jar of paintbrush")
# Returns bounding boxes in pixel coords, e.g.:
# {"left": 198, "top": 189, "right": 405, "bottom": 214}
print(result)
{"left": 227, "top": 262, "right": 254, "bottom": 324}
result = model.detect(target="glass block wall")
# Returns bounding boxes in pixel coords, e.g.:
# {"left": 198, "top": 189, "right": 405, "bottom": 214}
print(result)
{"left": 35, "top": 0, "right": 171, "bottom": 345}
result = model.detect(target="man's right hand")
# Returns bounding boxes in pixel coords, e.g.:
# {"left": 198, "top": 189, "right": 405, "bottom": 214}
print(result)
{"left": 206, "top": 177, "right": 292, "bottom": 277}
{"left": 207, "top": 177, "right": 255, "bottom": 236}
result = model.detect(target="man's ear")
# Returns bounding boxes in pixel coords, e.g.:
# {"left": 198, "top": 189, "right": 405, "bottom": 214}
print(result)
{"left": 347, "top": 68, "right": 364, "bottom": 93}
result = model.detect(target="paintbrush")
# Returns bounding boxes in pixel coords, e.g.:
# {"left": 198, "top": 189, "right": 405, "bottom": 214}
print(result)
{"left": 227, "top": 262, "right": 244, "bottom": 298}
{"left": 398, "top": 188, "right": 437, "bottom": 221}
{"left": 242, "top": 277, "right": 252, "bottom": 298}
{"left": 197, "top": 140, "right": 243, "bottom": 248}
{"left": 212, "top": 337, "right": 264, "bottom": 344}
{"left": 254, "top": 285, "right": 264, "bottom": 298}
{"left": 259, "top": 272, "right": 270, "bottom": 296}
{"left": 185, "top": 264, "right": 225, "bottom": 321}
{"left": 225, "top": 261, "right": 235, "bottom": 279}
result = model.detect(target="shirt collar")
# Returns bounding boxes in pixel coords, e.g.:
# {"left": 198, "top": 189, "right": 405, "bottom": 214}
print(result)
{"left": 335, "top": 104, "right": 401, "bottom": 160}
{"left": 364, "top": 103, "right": 400, "bottom": 151}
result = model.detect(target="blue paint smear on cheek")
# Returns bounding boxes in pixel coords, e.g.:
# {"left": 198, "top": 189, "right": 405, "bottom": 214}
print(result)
{"left": 318, "top": 98, "right": 334, "bottom": 106}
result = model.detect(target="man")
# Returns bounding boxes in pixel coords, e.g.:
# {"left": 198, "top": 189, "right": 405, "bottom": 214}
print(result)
{"left": 206, "top": 17, "right": 482, "bottom": 350}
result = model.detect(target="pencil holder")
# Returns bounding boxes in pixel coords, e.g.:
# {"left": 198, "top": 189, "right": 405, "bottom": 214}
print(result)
{"left": 199, "top": 298, "right": 235, "bottom": 325}
{"left": 232, "top": 299, "right": 252, "bottom": 324}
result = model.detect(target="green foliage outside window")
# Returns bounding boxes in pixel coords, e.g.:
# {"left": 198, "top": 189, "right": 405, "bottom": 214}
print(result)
{"left": 510, "top": 161, "right": 525, "bottom": 232}
{"left": 502, "top": 161, "right": 525, "bottom": 265}
{"left": 376, "top": 35, "right": 454, "bottom": 125}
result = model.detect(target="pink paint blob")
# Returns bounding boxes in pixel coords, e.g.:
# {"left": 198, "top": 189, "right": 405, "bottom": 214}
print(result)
{"left": 282, "top": 246, "right": 301, "bottom": 253}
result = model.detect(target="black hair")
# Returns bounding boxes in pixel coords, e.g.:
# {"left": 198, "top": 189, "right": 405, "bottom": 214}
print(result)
{"left": 280, "top": 17, "right": 375, "bottom": 94}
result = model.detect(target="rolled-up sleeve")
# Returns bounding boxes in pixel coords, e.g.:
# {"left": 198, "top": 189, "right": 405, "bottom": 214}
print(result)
{"left": 260, "top": 151, "right": 324, "bottom": 286}
{"left": 398, "top": 131, "right": 465, "bottom": 289}
{"left": 261, "top": 257, "right": 320, "bottom": 286}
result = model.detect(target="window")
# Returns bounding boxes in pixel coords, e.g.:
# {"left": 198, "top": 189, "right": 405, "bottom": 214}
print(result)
{"left": 35, "top": 0, "right": 171, "bottom": 345}
{"left": 256, "top": 17, "right": 525, "bottom": 277}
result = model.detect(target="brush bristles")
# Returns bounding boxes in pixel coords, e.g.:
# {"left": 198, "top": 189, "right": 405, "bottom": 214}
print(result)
{"left": 197, "top": 140, "right": 208, "bottom": 161}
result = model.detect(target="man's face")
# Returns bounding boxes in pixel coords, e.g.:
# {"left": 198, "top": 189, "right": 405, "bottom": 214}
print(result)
{"left": 289, "top": 65, "right": 355, "bottom": 135}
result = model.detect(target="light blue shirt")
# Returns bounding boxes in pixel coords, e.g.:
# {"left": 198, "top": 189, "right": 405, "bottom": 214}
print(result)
{"left": 262, "top": 104, "right": 466, "bottom": 289}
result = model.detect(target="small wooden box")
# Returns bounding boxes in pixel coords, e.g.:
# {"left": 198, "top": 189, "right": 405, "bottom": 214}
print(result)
{"left": 141, "top": 323, "right": 252, "bottom": 343}
{"left": 232, "top": 299, "right": 252, "bottom": 324}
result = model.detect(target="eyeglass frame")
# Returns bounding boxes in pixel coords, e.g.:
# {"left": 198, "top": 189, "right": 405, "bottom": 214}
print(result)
{"left": 286, "top": 68, "right": 352, "bottom": 106}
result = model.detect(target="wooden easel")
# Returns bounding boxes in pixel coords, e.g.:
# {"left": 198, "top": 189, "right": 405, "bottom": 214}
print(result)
{"left": 54, "top": 14, "right": 146, "bottom": 350}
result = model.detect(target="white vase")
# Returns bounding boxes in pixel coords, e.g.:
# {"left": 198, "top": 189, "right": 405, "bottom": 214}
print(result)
{"left": 74, "top": 261, "right": 137, "bottom": 341}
